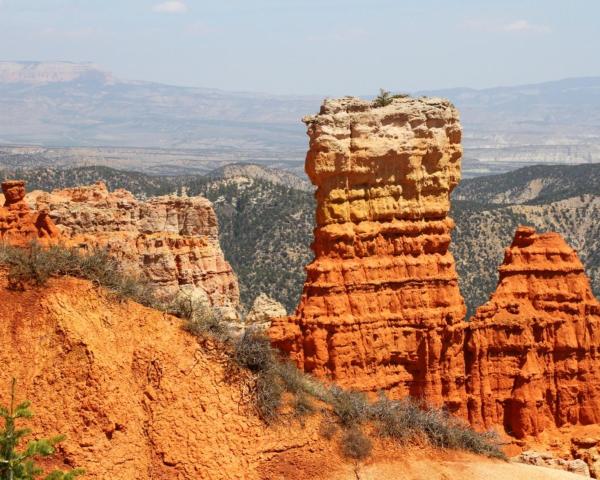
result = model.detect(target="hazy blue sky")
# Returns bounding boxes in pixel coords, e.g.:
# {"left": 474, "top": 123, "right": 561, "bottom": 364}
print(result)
{"left": 0, "top": 0, "right": 598, "bottom": 94}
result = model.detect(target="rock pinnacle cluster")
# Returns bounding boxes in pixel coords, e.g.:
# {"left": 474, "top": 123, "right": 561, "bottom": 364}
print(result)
{"left": 270, "top": 96, "right": 600, "bottom": 437}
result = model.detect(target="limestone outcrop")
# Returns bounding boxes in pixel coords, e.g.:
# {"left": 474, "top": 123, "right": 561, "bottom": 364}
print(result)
{"left": 270, "top": 96, "right": 467, "bottom": 411}
{"left": 0, "top": 180, "right": 60, "bottom": 246}
{"left": 466, "top": 226, "right": 600, "bottom": 438}
{"left": 513, "top": 450, "right": 590, "bottom": 477}
{"left": 32, "top": 182, "right": 239, "bottom": 315}
{"left": 245, "top": 293, "right": 287, "bottom": 329}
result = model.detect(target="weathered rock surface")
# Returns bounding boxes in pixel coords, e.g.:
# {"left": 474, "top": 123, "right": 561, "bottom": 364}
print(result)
{"left": 245, "top": 293, "right": 287, "bottom": 327}
{"left": 32, "top": 182, "right": 239, "bottom": 314}
{"left": 514, "top": 450, "right": 590, "bottom": 477}
{"left": 270, "top": 96, "right": 467, "bottom": 411}
{"left": 0, "top": 180, "right": 60, "bottom": 246}
{"left": 568, "top": 436, "right": 600, "bottom": 478}
{"left": 466, "top": 226, "right": 600, "bottom": 438}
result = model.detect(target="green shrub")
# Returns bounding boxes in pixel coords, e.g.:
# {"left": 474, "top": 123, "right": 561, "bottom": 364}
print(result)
{"left": 255, "top": 368, "right": 284, "bottom": 424}
{"left": 372, "top": 88, "right": 410, "bottom": 107}
{"left": 369, "top": 395, "right": 418, "bottom": 441}
{"left": 373, "top": 88, "right": 393, "bottom": 107}
{"left": 0, "top": 379, "right": 84, "bottom": 480}
{"left": 292, "top": 393, "right": 315, "bottom": 419}
{"left": 273, "top": 361, "right": 307, "bottom": 395}
{"left": 369, "top": 394, "right": 505, "bottom": 459}
{"left": 172, "top": 293, "right": 229, "bottom": 341}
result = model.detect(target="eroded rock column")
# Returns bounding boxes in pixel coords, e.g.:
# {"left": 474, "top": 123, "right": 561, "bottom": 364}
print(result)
{"left": 270, "top": 97, "right": 467, "bottom": 411}
{"left": 0, "top": 180, "right": 60, "bottom": 246}
{"left": 466, "top": 226, "right": 600, "bottom": 437}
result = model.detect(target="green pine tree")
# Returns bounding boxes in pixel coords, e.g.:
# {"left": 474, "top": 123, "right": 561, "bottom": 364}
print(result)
{"left": 0, "top": 379, "right": 84, "bottom": 480}
{"left": 373, "top": 88, "right": 393, "bottom": 107}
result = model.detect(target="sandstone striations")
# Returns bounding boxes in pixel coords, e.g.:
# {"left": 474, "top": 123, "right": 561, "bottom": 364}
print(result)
{"left": 270, "top": 96, "right": 467, "bottom": 411}
{"left": 466, "top": 226, "right": 600, "bottom": 438}
{"left": 32, "top": 181, "right": 239, "bottom": 315}
{"left": 0, "top": 180, "right": 60, "bottom": 246}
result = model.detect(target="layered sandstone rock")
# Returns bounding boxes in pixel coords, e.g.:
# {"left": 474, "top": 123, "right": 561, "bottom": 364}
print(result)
{"left": 0, "top": 180, "right": 60, "bottom": 246}
{"left": 466, "top": 226, "right": 600, "bottom": 438}
{"left": 270, "top": 96, "right": 467, "bottom": 410}
{"left": 32, "top": 182, "right": 239, "bottom": 315}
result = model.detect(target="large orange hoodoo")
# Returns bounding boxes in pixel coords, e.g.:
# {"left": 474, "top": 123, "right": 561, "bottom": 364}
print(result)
{"left": 270, "top": 96, "right": 468, "bottom": 413}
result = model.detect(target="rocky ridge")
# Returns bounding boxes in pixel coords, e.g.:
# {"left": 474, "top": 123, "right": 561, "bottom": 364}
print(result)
{"left": 270, "top": 96, "right": 468, "bottom": 412}
{"left": 30, "top": 181, "right": 240, "bottom": 315}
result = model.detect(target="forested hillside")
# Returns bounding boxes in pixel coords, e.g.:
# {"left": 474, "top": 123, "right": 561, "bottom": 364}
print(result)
{"left": 3, "top": 163, "right": 598, "bottom": 316}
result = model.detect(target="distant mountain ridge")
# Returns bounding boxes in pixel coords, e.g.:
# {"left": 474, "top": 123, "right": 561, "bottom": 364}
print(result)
{"left": 206, "top": 163, "right": 312, "bottom": 191}
{"left": 1, "top": 61, "right": 599, "bottom": 177}
{"left": 454, "top": 163, "right": 600, "bottom": 204}
{"left": 0, "top": 61, "right": 115, "bottom": 85}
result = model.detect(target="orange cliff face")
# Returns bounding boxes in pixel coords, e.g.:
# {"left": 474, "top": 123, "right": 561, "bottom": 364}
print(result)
{"left": 466, "top": 226, "right": 600, "bottom": 438}
{"left": 270, "top": 96, "right": 467, "bottom": 412}
{"left": 30, "top": 181, "right": 240, "bottom": 316}
{"left": 0, "top": 180, "right": 61, "bottom": 246}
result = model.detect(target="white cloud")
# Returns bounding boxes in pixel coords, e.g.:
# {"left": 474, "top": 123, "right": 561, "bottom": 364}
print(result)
{"left": 462, "top": 18, "right": 550, "bottom": 34}
{"left": 152, "top": 1, "right": 188, "bottom": 14}
{"left": 503, "top": 19, "right": 551, "bottom": 33}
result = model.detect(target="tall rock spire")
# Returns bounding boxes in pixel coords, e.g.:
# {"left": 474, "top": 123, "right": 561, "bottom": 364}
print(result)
{"left": 270, "top": 96, "right": 467, "bottom": 411}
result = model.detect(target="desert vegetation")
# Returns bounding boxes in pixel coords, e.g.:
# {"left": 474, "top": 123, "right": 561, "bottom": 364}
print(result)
{"left": 175, "top": 288, "right": 506, "bottom": 462}
{"left": 0, "top": 243, "right": 159, "bottom": 309}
